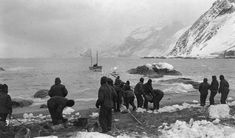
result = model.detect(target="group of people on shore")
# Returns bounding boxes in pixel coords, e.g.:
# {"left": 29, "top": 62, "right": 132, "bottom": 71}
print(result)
{"left": 0, "top": 74, "right": 231, "bottom": 134}
{"left": 0, "top": 84, "right": 12, "bottom": 126}
{"left": 96, "top": 76, "right": 164, "bottom": 133}
{"left": 199, "top": 75, "right": 230, "bottom": 106}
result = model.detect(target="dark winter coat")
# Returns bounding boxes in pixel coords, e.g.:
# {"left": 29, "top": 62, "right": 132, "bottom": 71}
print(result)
{"left": 96, "top": 84, "right": 113, "bottom": 108}
{"left": 134, "top": 82, "right": 144, "bottom": 95}
{"left": 47, "top": 96, "right": 68, "bottom": 111}
{"left": 199, "top": 82, "right": 210, "bottom": 94}
{"left": 143, "top": 83, "right": 153, "bottom": 96}
{"left": 0, "top": 92, "right": 12, "bottom": 114}
{"left": 219, "top": 79, "right": 229, "bottom": 94}
{"left": 48, "top": 84, "right": 68, "bottom": 97}
{"left": 210, "top": 79, "right": 219, "bottom": 92}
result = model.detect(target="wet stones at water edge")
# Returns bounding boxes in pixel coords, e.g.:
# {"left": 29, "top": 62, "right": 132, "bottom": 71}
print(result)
{"left": 0, "top": 67, "right": 5, "bottom": 71}
{"left": 12, "top": 98, "right": 33, "bottom": 108}
{"left": 34, "top": 89, "right": 49, "bottom": 98}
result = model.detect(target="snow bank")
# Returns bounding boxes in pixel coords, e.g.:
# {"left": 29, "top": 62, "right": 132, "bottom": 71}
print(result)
{"left": 159, "top": 120, "right": 235, "bottom": 138}
{"left": 72, "top": 132, "right": 148, "bottom": 138}
{"left": 209, "top": 104, "right": 231, "bottom": 119}
{"left": 35, "top": 136, "right": 58, "bottom": 138}
{"left": 63, "top": 107, "right": 75, "bottom": 115}
{"left": 136, "top": 103, "right": 200, "bottom": 114}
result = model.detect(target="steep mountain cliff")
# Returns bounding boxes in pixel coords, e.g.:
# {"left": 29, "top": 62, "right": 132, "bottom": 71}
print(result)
{"left": 102, "top": 22, "right": 184, "bottom": 57}
{"left": 169, "top": 0, "right": 235, "bottom": 57}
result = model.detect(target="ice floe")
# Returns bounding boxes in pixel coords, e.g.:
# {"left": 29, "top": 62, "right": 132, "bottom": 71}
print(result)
{"left": 209, "top": 104, "right": 231, "bottom": 119}
{"left": 159, "top": 120, "right": 235, "bottom": 138}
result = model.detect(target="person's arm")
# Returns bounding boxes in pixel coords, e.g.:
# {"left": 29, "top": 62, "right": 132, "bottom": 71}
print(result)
{"left": 48, "top": 86, "right": 53, "bottom": 97}
{"left": 6, "top": 95, "right": 12, "bottom": 115}
{"left": 63, "top": 86, "right": 68, "bottom": 97}
{"left": 199, "top": 84, "right": 202, "bottom": 93}
{"left": 96, "top": 87, "right": 104, "bottom": 108}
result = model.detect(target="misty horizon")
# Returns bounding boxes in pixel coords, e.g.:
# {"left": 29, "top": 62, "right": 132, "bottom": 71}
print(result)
{"left": 0, "top": 0, "right": 215, "bottom": 58}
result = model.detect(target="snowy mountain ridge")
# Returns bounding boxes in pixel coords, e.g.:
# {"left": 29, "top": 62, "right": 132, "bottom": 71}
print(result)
{"left": 168, "top": 0, "right": 235, "bottom": 57}
{"left": 101, "top": 22, "right": 184, "bottom": 57}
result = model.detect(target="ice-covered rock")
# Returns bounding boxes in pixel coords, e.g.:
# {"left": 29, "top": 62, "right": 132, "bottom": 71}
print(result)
{"left": 128, "top": 62, "right": 181, "bottom": 77}
{"left": 62, "top": 107, "right": 75, "bottom": 115}
{"left": 74, "top": 132, "right": 114, "bottom": 138}
{"left": 192, "top": 100, "right": 199, "bottom": 104}
{"left": 227, "top": 97, "right": 233, "bottom": 101}
{"left": 213, "top": 118, "right": 220, "bottom": 124}
{"left": 209, "top": 104, "right": 231, "bottom": 119}
{"left": 12, "top": 98, "right": 33, "bottom": 107}
{"left": 228, "top": 101, "right": 235, "bottom": 106}
{"left": 160, "top": 120, "right": 235, "bottom": 138}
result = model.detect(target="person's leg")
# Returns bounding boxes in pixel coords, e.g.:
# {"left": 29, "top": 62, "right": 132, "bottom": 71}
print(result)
{"left": 48, "top": 105, "right": 59, "bottom": 125}
{"left": 143, "top": 96, "right": 148, "bottom": 109}
{"left": 221, "top": 91, "right": 229, "bottom": 104}
{"left": 124, "top": 97, "right": 129, "bottom": 109}
{"left": 209, "top": 91, "right": 216, "bottom": 105}
{"left": 106, "top": 107, "right": 112, "bottom": 131}
{"left": 130, "top": 97, "right": 136, "bottom": 110}
{"left": 99, "top": 107, "right": 107, "bottom": 132}
{"left": 0, "top": 113, "right": 8, "bottom": 125}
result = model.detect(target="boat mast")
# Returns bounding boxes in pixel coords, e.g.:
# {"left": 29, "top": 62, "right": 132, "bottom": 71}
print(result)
{"left": 96, "top": 51, "right": 98, "bottom": 65}
{"left": 90, "top": 50, "right": 93, "bottom": 66}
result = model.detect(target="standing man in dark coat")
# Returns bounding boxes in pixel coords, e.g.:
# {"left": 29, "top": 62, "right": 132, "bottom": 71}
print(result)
{"left": 96, "top": 76, "right": 113, "bottom": 133}
{"left": 107, "top": 78, "right": 118, "bottom": 112}
{"left": 47, "top": 96, "right": 74, "bottom": 125}
{"left": 199, "top": 78, "right": 210, "bottom": 106}
{"left": 209, "top": 76, "right": 219, "bottom": 105}
{"left": 114, "top": 76, "right": 122, "bottom": 86}
{"left": 134, "top": 78, "right": 144, "bottom": 108}
{"left": 0, "top": 84, "right": 12, "bottom": 126}
{"left": 48, "top": 77, "right": 68, "bottom": 97}
{"left": 219, "top": 75, "right": 230, "bottom": 104}
{"left": 143, "top": 79, "right": 153, "bottom": 109}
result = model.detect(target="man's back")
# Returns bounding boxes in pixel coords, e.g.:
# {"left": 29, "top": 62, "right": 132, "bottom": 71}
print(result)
{"left": 199, "top": 82, "right": 210, "bottom": 93}
{"left": 97, "top": 84, "right": 113, "bottom": 108}
{"left": 134, "top": 82, "right": 143, "bottom": 95}
{"left": 0, "top": 92, "right": 12, "bottom": 114}
{"left": 48, "top": 84, "right": 68, "bottom": 97}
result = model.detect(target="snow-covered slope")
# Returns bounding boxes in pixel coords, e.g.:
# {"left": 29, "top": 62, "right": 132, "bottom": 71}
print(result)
{"left": 102, "top": 22, "right": 184, "bottom": 57}
{"left": 169, "top": 0, "right": 235, "bottom": 57}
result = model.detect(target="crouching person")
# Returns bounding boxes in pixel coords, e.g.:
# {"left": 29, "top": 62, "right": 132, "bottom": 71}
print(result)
{"left": 123, "top": 81, "right": 136, "bottom": 111}
{"left": 47, "top": 96, "right": 75, "bottom": 125}
{"left": 152, "top": 89, "right": 164, "bottom": 110}
{"left": 0, "top": 84, "right": 12, "bottom": 126}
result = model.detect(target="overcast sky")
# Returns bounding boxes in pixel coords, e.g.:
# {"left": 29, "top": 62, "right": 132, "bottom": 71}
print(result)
{"left": 0, "top": 0, "right": 214, "bottom": 58}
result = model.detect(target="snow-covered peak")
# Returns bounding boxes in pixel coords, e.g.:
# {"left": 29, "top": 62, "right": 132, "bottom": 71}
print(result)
{"left": 168, "top": 0, "right": 235, "bottom": 58}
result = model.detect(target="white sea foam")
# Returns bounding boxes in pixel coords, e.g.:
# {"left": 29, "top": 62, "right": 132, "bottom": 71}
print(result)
{"left": 163, "top": 83, "right": 195, "bottom": 93}
{"left": 8, "top": 66, "right": 34, "bottom": 72}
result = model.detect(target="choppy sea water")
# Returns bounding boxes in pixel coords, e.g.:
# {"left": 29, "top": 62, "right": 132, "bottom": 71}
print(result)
{"left": 0, "top": 57, "right": 234, "bottom": 104}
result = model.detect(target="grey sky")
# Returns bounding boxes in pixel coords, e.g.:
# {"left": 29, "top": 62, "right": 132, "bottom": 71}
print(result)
{"left": 0, "top": 0, "right": 214, "bottom": 58}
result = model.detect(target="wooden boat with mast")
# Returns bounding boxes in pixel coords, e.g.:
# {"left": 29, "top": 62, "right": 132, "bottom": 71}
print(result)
{"left": 89, "top": 50, "right": 102, "bottom": 72}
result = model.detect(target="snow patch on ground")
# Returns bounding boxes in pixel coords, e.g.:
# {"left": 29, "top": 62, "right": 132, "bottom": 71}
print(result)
{"left": 209, "top": 104, "right": 231, "bottom": 119}
{"left": 159, "top": 120, "right": 235, "bottom": 138}
{"left": 72, "top": 132, "right": 148, "bottom": 138}
{"left": 136, "top": 103, "right": 200, "bottom": 114}
{"left": 89, "top": 112, "right": 99, "bottom": 118}
{"left": 63, "top": 107, "right": 75, "bottom": 115}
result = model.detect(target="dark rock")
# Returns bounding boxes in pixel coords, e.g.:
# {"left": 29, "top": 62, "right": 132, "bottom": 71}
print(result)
{"left": 128, "top": 65, "right": 182, "bottom": 78}
{"left": 40, "top": 104, "right": 48, "bottom": 108}
{"left": 0, "top": 67, "right": 5, "bottom": 71}
{"left": 33, "top": 89, "right": 49, "bottom": 98}
{"left": 159, "top": 78, "right": 200, "bottom": 89}
{"left": 12, "top": 98, "right": 33, "bottom": 108}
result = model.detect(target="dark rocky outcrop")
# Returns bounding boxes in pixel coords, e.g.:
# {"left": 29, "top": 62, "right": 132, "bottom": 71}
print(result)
{"left": 12, "top": 98, "right": 33, "bottom": 108}
{"left": 40, "top": 104, "right": 48, "bottom": 108}
{"left": 159, "top": 78, "right": 200, "bottom": 89}
{"left": 128, "top": 64, "right": 181, "bottom": 78}
{"left": 33, "top": 90, "right": 49, "bottom": 98}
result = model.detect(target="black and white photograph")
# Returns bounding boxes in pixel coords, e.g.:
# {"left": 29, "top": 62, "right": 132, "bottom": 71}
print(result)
{"left": 0, "top": 0, "right": 235, "bottom": 137}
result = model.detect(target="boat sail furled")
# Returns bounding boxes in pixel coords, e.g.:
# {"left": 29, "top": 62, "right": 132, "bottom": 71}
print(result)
{"left": 89, "top": 50, "right": 102, "bottom": 72}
